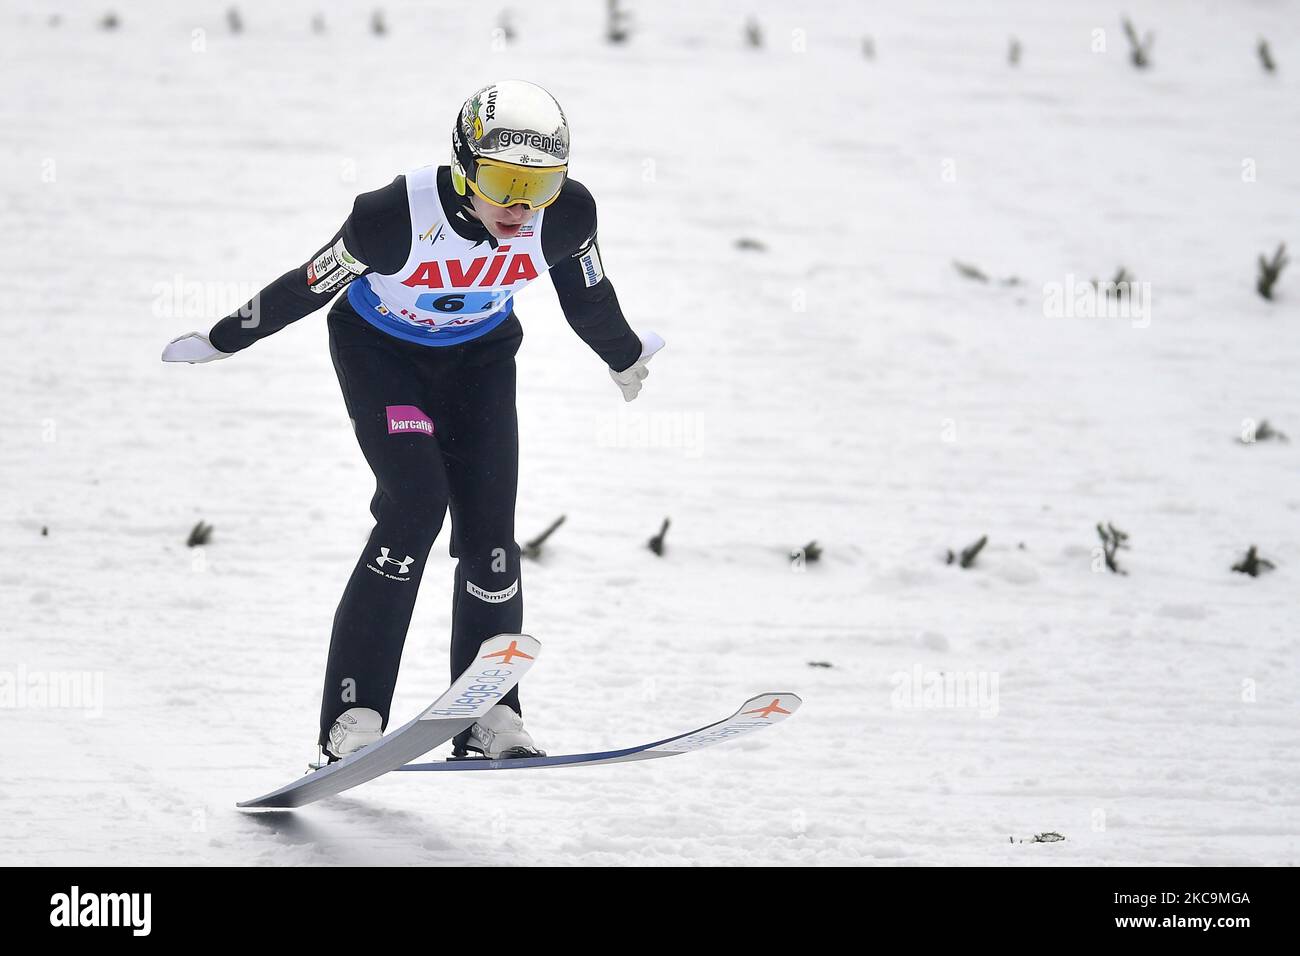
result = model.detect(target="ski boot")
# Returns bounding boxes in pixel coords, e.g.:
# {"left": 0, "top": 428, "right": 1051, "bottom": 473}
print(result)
{"left": 309, "top": 707, "right": 384, "bottom": 769}
{"left": 456, "top": 704, "right": 546, "bottom": 759}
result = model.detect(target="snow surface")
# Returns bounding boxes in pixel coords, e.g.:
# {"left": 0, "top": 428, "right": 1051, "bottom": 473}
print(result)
{"left": 2, "top": 0, "right": 1298, "bottom": 865}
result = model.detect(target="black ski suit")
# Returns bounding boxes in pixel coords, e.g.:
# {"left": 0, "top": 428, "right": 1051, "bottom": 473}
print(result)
{"left": 207, "top": 167, "right": 641, "bottom": 750}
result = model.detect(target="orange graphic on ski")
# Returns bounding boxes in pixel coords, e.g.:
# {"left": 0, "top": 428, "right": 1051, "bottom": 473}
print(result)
{"left": 743, "top": 698, "right": 792, "bottom": 718}
{"left": 482, "top": 639, "right": 535, "bottom": 665}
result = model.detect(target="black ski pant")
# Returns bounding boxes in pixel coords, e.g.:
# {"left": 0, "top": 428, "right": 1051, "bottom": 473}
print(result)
{"left": 318, "top": 302, "right": 524, "bottom": 749}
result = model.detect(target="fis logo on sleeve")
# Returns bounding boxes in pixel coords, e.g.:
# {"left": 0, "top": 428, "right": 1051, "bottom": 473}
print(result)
{"left": 576, "top": 238, "right": 604, "bottom": 288}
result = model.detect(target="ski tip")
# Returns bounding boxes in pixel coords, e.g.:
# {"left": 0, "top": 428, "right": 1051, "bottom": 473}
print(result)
{"left": 736, "top": 693, "right": 802, "bottom": 720}
{"left": 476, "top": 632, "right": 541, "bottom": 664}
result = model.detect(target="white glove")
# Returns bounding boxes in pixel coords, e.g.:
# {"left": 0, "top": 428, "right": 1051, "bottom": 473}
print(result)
{"left": 162, "top": 332, "right": 231, "bottom": 364}
{"left": 609, "top": 331, "right": 665, "bottom": 402}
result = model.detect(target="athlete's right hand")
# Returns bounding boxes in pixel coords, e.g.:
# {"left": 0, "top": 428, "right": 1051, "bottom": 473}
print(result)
{"left": 161, "top": 332, "right": 231, "bottom": 364}
{"left": 609, "top": 331, "right": 665, "bottom": 402}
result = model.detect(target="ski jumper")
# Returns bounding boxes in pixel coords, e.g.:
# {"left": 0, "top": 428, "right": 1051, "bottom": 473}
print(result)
{"left": 207, "top": 165, "right": 641, "bottom": 749}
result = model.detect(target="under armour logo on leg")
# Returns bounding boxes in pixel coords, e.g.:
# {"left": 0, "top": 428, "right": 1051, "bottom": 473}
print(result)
{"left": 373, "top": 547, "right": 415, "bottom": 574}
{"left": 366, "top": 547, "right": 415, "bottom": 581}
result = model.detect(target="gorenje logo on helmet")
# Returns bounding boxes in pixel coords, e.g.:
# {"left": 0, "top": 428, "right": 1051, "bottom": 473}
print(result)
{"left": 488, "top": 128, "right": 568, "bottom": 161}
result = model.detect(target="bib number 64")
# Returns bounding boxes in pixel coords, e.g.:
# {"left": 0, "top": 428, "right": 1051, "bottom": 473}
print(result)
{"left": 415, "top": 291, "right": 507, "bottom": 314}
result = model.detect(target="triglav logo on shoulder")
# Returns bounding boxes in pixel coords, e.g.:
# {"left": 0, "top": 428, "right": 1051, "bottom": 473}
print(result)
{"left": 50, "top": 886, "right": 151, "bottom": 936}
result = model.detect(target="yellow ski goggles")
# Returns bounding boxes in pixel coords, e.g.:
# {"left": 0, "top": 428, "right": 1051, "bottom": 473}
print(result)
{"left": 467, "top": 158, "right": 568, "bottom": 209}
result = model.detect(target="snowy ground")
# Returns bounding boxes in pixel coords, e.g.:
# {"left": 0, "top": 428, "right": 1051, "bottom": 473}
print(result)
{"left": 2, "top": 0, "right": 1298, "bottom": 865}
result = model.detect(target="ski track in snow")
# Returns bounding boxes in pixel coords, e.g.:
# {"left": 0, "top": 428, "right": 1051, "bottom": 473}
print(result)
{"left": 2, "top": 1, "right": 1298, "bottom": 865}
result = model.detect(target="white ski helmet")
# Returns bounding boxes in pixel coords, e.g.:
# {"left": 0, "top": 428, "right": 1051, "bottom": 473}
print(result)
{"left": 451, "top": 79, "right": 570, "bottom": 209}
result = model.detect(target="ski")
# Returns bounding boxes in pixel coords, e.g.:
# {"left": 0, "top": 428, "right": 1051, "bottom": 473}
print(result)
{"left": 237, "top": 633, "right": 540, "bottom": 809}
{"left": 397, "top": 692, "right": 801, "bottom": 773}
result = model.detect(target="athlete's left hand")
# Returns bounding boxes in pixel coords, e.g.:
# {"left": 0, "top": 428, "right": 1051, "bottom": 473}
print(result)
{"left": 609, "top": 331, "right": 665, "bottom": 402}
